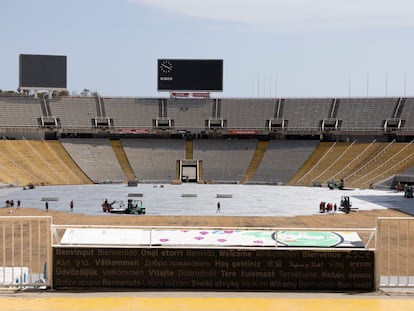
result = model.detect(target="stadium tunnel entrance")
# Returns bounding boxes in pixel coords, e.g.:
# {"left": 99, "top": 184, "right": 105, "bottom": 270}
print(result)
{"left": 178, "top": 159, "right": 201, "bottom": 183}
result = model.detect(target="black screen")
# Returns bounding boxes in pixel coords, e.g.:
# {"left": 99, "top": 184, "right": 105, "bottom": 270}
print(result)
{"left": 158, "top": 59, "right": 223, "bottom": 91}
{"left": 19, "top": 54, "right": 67, "bottom": 89}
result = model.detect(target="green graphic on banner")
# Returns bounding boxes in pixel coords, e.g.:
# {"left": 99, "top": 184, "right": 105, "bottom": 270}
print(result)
{"left": 276, "top": 231, "right": 343, "bottom": 247}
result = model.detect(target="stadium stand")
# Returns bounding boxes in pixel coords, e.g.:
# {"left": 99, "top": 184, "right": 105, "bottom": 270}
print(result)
{"left": 311, "top": 141, "right": 377, "bottom": 183}
{"left": 288, "top": 141, "right": 414, "bottom": 188}
{"left": 0, "top": 94, "right": 413, "bottom": 188}
{"left": 44, "top": 140, "right": 92, "bottom": 184}
{"left": 400, "top": 98, "right": 414, "bottom": 129}
{"left": 221, "top": 98, "right": 275, "bottom": 129}
{"left": 104, "top": 97, "right": 159, "bottom": 128}
{"left": 0, "top": 96, "right": 42, "bottom": 130}
{"left": 289, "top": 142, "right": 336, "bottom": 186}
{"left": 0, "top": 139, "right": 91, "bottom": 186}
{"left": 121, "top": 138, "right": 185, "bottom": 182}
{"left": 282, "top": 98, "right": 332, "bottom": 129}
{"left": 345, "top": 141, "right": 414, "bottom": 188}
{"left": 193, "top": 139, "right": 256, "bottom": 183}
{"left": 60, "top": 138, "right": 125, "bottom": 183}
{"left": 291, "top": 142, "right": 379, "bottom": 186}
{"left": 335, "top": 97, "right": 397, "bottom": 130}
{"left": 48, "top": 96, "right": 97, "bottom": 129}
{"left": 166, "top": 98, "right": 214, "bottom": 130}
{"left": 252, "top": 140, "right": 319, "bottom": 184}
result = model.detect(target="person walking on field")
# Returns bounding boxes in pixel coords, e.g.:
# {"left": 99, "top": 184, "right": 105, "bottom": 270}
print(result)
{"left": 216, "top": 201, "right": 221, "bottom": 213}
{"left": 70, "top": 200, "right": 74, "bottom": 212}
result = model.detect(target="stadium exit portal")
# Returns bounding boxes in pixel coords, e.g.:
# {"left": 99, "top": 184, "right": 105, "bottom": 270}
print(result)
{"left": 178, "top": 159, "right": 200, "bottom": 183}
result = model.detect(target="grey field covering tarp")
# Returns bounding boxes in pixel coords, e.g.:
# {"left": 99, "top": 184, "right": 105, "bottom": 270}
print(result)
{"left": 0, "top": 183, "right": 412, "bottom": 217}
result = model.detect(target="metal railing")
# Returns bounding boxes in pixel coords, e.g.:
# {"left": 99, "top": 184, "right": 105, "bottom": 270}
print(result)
{"left": 0, "top": 216, "right": 52, "bottom": 289}
{"left": 376, "top": 217, "right": 414, "bottom": 288}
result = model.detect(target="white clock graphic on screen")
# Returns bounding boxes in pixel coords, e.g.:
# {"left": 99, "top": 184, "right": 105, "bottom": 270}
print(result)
{"left": 160, "top": 60, "right": 173, "bottom": 74}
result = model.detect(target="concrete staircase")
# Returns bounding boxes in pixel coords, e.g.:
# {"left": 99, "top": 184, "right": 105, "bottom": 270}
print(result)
{"left": 110, "top": 140, "right": 136, "bottom": 181}
{"left": 240, "top": 140, "right": 269, "bottom": 184}
{"left": 185, "top": 140, "right": 193, "bottom": 160}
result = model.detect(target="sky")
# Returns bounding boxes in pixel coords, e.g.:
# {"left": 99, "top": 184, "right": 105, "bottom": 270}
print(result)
{"left": 2, "top": 0, "right": 414, "bottom": 98}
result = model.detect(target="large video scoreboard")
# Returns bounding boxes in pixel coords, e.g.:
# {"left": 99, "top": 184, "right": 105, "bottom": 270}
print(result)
{"left": 158, "top": 59, "right": 223, "bottom": 92}
{"left": 19, "top": 54, "right": 67, "bottom": 89}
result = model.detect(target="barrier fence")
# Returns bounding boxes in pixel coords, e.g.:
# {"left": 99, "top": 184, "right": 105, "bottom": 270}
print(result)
{"left": 0, "top": 216, "right": 52, "bottom": 288}
{"left": 1, "top": 217, "right": 414, "bottom": 290}
{"left": 376, "top": 217, "right": 414, "bottom": 288}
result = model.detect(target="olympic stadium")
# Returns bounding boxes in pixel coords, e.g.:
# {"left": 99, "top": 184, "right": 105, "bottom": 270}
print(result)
{"left": 1, "top": 56, "right": 414, "bottom": 310}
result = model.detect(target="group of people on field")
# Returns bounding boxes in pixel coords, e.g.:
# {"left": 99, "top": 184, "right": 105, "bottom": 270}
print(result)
{"left": 319, "top": 201, "right": 337, "bottom": 214}
{"left": 4, "top": 199, "right": 21, "bottom": 213}
{"left": 5, "top": 199, "right": 20, "bottom": 208}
